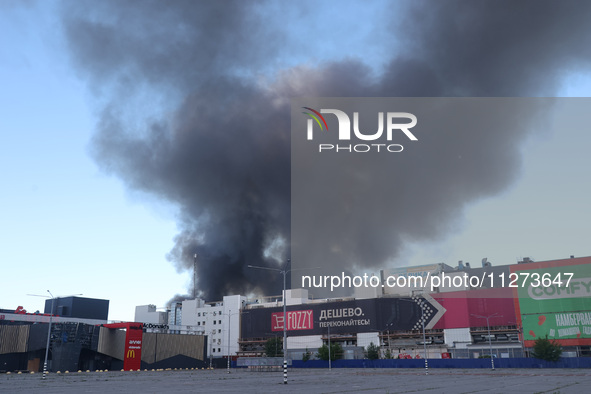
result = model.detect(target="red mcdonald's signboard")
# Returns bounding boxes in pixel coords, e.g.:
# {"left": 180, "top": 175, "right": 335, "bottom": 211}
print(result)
{"left": 102, "top": 322, "right": 143, "bottom": 371}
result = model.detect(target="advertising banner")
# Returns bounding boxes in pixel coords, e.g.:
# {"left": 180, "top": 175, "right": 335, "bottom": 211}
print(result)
{"left": 511, "top": 257, "right": 591, "bottom": 346}
{"left": 242, "top": 297, "right": 444, "bottom": 339}
{"left": 123, "top": 323, "right": 143, "bottom": 371}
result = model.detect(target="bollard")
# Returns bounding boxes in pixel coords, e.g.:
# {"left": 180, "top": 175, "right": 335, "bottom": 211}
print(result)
{"left": 283, "top": 360, "right": 287, "bottom": 384}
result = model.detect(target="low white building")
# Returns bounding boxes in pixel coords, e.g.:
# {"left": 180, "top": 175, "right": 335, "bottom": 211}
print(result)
{"left": 181, "top": 295, "right": 246, "bottom": 358}
{"left": 135, "top": 304, "right": 168, "bottom": 325}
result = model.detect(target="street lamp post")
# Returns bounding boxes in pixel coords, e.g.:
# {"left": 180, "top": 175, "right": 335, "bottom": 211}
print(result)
{"left": 327, "top": 323, "right": 331, "bottom": 371}
{"left": 283, "top": 263, "right": 287, "bottom": 383}
{"left": 247, "top": 261, "right": 289, "bottom": 384}
{"left": 27, "top": 291, "right": 83, "bottom": 379}
{"left": 28, "top": 290, "right": 56, "bottom": 379}
{"left": 400, "top": 296, "right": 429, "bottom": 375}
{"left": 43, "top": 291, "right": 55, "bottom": 380}
{"left": 420, "top": 303, "right": 427, "bottom": 375}
{"left": 248, "top": 261, "right": 318, "bottom": 384}
{"left": 471, "top": 313, "right": 501, "bottom": 370}
{"left": 227, "top": 309, "right": 231, "bottom": 374}
{"left": 385, "top": 323, "right": 393, "bottom": 358}
{"left": 193, "top": 254, "right": 198, "bottom": 299}
{"left": 210, "top": 331, "right": 214, "bottom": 369}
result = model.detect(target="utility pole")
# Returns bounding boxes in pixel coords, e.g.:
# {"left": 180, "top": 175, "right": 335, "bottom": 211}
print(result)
{"left": 421, "top": 302, "right": 427, "bottom": 375}
{"left": 209, "top": 332, "right": 213, "bottom": 369}
{"left": 227, "top": 309, "right": 231, "bottom": 374}
{"left": 471, "top": 313, "right": 501, "bottom": 370}
{"left": 27, "top": 291, "right": 82, "bottom": 379}
{"left": 193, "top": 254, "right": 197, "bottom": 299}
{"left": 248, "top": 260, "right": 290, "bottom": 384}
{"left": 328, "top": 323, "right": 331, "bottom": 371}
{"left": 401, "top": 295, "right": 429, "bottom": 375}
{"left": 248, "top": 261, "right": 318, "bottom": 384}
{"left": 43, "top": 291, "right": 54, "bottom": 380}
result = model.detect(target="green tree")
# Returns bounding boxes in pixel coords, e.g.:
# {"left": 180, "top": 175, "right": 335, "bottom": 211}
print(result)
{"left": 384, "top": 348, "right": 392, "bottom": 359}
{"left": 264, "top": 337, "right": 283, "bottom": 357}
{"left": 316, "top": 343, "right": 343, "bottom": 361}
{"left": 531, "top": 335, "right": 562, "bottom": 362}
{"left": 302, "top": 347, "right": 312, "bottom": 362}
{"left": 365, "top": 342, "right": 380, "bottom": 360}
{"left": 316, "top": 344, "right": 329, "bottom": 361}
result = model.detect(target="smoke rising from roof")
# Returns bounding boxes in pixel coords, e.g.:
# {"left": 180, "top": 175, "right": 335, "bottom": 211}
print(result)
{"left": 61, "top": 1, "right": 591, "bottom": 301}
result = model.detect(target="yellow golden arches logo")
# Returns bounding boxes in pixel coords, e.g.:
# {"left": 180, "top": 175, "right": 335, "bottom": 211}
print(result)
{"left": 127, "top": 349, "right": 135, "bottom": 359}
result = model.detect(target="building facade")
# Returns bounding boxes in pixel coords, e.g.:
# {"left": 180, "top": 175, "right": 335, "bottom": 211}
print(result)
{"left": 238, "top": 256, "right": 591, "bottom": 360}
{"left": 131, "top": 255, "right": 591, "bottom": 362}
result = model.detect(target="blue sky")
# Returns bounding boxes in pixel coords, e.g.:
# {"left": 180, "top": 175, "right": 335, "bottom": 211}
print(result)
{"left": 1, "top": 1, "right": 591, "bottom": 321}
{"left": 1, "top": 2, "right": 182, "bottom": 320}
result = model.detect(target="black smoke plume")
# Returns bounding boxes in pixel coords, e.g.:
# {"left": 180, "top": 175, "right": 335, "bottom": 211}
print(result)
{"left": 61, "top": 1, "right": 591, "bottom": 300}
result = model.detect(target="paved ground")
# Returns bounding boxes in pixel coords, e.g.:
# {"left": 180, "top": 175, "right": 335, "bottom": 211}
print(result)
{"left": 1, "top": 368, "right": 591, "bottom": 393}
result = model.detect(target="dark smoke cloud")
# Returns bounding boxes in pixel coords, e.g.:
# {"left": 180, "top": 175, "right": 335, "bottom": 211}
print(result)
{"left": 388, "top": 1, "right": 591, "bottom": 97}
{"left": 167, "top": 293, "right": 190, "bottom": 307}
{"left": 61, "top": 1, "right": 591, "bottom": 300}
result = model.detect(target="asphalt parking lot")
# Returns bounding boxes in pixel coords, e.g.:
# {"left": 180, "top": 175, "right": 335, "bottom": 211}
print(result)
{"left": 1, "top": 368, "right": 591, "bottom": 394}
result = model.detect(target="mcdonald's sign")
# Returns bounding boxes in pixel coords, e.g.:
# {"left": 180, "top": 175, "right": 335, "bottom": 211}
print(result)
{"left": 102, "top": 322, "right": 144, "bottom": 371}
{"left": 123, "top": 326, "right": 143, "bottom": 371}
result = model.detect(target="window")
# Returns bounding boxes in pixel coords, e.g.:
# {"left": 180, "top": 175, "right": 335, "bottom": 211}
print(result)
{"left": 197, "top": 322, "right": 200, "bottom": 326}
{"left": 219, "top": 320, "right": 222, "bottom": 324}
{"left": 213, "top": 320, "right": 216, "bottom": 325}
{"left": 212, "top": 348, "right": 216, "bottom": 353}
{"left": 198, "top": 313, "right": 201, "bottom": 317}
{"left": 218, "top": 329, "right": 221, "bottom": 333}
{"left": 218, "top": 348, "right": 221, "bottom": 353}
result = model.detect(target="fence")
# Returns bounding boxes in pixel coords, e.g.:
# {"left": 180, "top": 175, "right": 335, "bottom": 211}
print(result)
{"left": 236, "top": 357, "right": 291, "bottom": 371}
{"left": 291, "top": 357, "right": 591, "bottom": 369}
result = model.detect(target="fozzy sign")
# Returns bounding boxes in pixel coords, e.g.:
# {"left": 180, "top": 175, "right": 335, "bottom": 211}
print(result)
{"left": 272, "top": 310, "right": 313, "bottom": 332}
{"left": 242, "top": 297, "right": 445, "bottom": 338}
